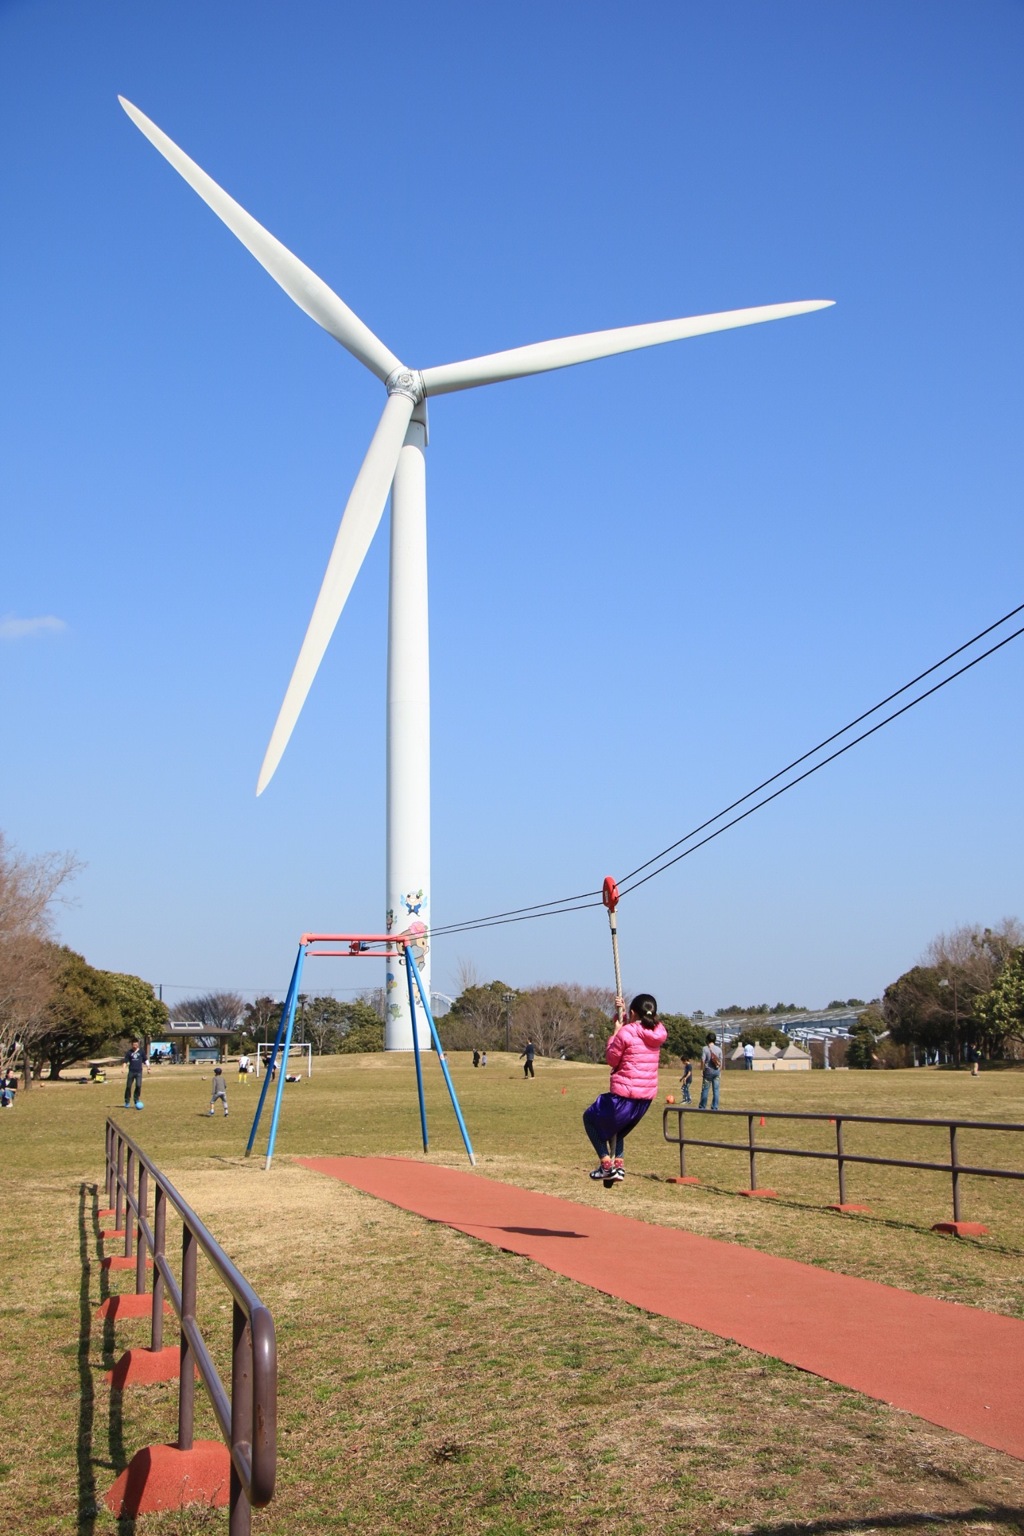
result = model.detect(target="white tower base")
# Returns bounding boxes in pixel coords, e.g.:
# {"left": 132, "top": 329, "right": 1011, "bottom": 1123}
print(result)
{"left": 385, "top": 406, "right": 431, "bottom": 1050}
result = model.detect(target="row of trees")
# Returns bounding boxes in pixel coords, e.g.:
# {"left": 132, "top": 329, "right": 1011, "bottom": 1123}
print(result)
{"left": 846, "top": 920, "right": 1024, "bottom": 1068}
{"left": 440, "top": 978, "right": 615, "bottom": 1058}
{"left": 166, "top": 991, "right": 386, "bottom": 1055}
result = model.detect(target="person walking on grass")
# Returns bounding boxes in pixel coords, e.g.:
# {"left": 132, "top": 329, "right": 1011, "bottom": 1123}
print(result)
{"left": 208, "top": 1065, "right": 229, "bottom": 1117}
{"left": 680, "top": 1057, "right": 693, "bottom": 1104}
{"left": 520, "top": 1039, "right": 537, "bottom": 1078}
{"left": 123, "top": 1039, "right": 147, "bottom": 1111}
{"left": 699, "top": 1032, "right": 722, "bottom": 1111}
{"left": 583, "top": 994, "right": 667, "bottom": 1187}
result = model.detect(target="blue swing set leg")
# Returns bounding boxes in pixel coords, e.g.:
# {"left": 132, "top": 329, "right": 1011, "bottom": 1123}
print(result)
{"left": 406, "top": 957, "right": 430, "bottom": 1155}
{"left": 406, "top": 951, "right": 476, "bottom": 1167}
{"left": 245, "top": 943, "right": 307, "bottom": 1170}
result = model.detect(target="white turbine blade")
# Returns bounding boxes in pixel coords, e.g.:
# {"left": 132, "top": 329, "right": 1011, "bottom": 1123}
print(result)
{"left": 420, "top": 300, "right": 834, "bottom": 396}
{"left": 257, "top": 390, "right": 415, "bottom": 795}
{"left": 119, "top": 96, "right": 402, "bottom": 382}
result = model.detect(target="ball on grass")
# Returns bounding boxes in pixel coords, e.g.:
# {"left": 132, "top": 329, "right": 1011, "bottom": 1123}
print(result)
{"left": 665, "top": 1093, "right": 675, "bottom": 1104}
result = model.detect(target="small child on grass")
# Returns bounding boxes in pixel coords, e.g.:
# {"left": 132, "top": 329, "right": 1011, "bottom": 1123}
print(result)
{"left": 208, "top": 1065, "right": 228, "bottom": 1117}
{"left": 583, "top": 993, "right": 667, "bottom": 1187}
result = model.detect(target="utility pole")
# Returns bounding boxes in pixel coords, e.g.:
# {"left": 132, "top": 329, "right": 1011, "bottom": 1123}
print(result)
{"left": 503, "top": 992, "right": 515, "bottom": 1054}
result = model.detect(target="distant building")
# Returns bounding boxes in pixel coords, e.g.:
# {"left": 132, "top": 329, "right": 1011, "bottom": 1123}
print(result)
{"left": 727, "top": 1041, "right": 811, "bottom": 1072}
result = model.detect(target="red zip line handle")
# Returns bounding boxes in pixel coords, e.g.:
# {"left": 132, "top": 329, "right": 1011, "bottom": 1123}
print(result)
{"left": 602, "top": 877, "right": 625, "bottom": 1021}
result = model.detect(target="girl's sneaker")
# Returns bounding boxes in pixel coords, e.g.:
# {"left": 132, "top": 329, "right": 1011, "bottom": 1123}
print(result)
{"left": 611, "top": 1159, "right": 625, "bottom": 1182}
{"left": 589, "top": 1157, "right": 613, "bottom": 1182}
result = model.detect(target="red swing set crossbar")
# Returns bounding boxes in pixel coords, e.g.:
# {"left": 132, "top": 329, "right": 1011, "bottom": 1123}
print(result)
{"left": 300, "top": 932, "right": 418, "bottom": 958}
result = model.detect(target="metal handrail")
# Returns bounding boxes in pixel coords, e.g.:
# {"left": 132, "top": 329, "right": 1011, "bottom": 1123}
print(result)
{"left": 104, "top": 1117, "right": 277, "bottom": 1530}
{"left": 661, "top": 1106, "right": 1024, "bottom": 1223}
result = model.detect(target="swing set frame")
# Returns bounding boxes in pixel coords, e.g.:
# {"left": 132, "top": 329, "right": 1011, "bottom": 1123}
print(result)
{"left": 244, "top": 933, "right": 476, "bottom": 1172}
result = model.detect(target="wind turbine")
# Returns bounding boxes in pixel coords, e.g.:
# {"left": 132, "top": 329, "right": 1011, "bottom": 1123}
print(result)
{"left": 120, "top": 97, "right": 833, "bottom": 1050}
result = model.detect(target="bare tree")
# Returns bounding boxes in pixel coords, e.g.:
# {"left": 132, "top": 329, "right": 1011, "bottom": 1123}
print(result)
{"left": 455, "top": 957, "right": 480, "bottom": 993}
{"left": 357, "top": 987, "right": 387, "bottom": 1022}
{"left": 243, "top": 995, "right": 283, "bottom": 1045}
{"left": 170, "top": 991, "right": 246, "bottom": 1033}
{"left": 0, "top": 833, "right": 80, "bottom": 1087}
{"left": 514, "top": 983, "right": 615, "bottom": 1059}
{"left": 923, "top": 919, "right": 1024, "bottom": 993}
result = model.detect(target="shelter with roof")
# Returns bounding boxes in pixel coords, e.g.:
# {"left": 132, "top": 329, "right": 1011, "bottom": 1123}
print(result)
{"left": 164, "top": 1024, "right": 233, "bottom": 1063}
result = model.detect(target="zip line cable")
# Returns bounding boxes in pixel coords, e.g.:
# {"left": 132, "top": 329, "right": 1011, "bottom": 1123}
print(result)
{"left": 428, "top": 604, "right": 1024, "bottom": 939}
{"left": 616, "top": 619, "right": 1024, "bottom": 898}
{"left": 616, "top": 597, "right": 1024, "bottom": 887}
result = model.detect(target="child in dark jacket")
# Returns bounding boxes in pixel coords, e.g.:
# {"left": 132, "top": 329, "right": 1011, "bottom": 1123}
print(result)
{"left": 583, "top": 994, "right": 667, "bottom": 1187}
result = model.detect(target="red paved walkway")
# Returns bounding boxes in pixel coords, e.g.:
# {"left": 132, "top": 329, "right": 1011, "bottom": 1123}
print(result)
{"left": 299, "top": 1156, "right": 1024, "bottom": 1460}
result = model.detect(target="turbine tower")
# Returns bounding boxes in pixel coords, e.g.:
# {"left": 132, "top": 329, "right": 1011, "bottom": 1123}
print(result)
{"left": 120, "top": 97, "right": 833, "bottom": 1050}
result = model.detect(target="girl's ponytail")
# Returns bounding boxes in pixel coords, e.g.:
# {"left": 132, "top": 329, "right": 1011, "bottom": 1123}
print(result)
{"left": 629, "top": 993, "right": 658, "bottom": 1025}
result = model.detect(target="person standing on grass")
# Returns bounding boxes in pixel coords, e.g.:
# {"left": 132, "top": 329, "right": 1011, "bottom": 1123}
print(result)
{"left": 520, "top": 1039, "right": 537, "bottom": 1078}
{"left": 238, "top": 1051, "right": 251, "bottom": 1084}
{"left": 583, "top": 994, "right": 667, "bottom": 1186}
{"left": 680, "top": 1057, "right": 693, "bottom": 1104}
{"left": 208, "top": 1065, "right": 229, "bottom": 1117}
{"left": 699, "top": 1032, "right": 722, "bottom": 1111}
{"left": 743, "top": 1040, "right": 755, "bottom": 1070}
{"left": 123, "top": 1039, "right": 147, "bottom": 1110}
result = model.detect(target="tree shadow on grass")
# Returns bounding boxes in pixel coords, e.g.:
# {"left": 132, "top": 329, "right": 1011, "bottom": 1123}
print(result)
{"left": 746, "top": 1508, "right": 1024, "bottom": 1535}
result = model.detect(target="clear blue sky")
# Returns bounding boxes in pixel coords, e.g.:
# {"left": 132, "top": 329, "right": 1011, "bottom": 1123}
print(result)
{"left": 2, "top": 0, "right": 1021, "bottom": 1016}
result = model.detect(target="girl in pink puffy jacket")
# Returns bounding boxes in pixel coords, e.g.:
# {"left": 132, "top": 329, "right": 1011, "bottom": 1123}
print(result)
{"left": 583, "top": 993, "right": 667, "bottom": 1186}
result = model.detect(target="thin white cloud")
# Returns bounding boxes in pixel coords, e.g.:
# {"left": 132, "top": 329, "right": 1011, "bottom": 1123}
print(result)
{"left": 0, "top": 614, "right": 68, "bottom": 640}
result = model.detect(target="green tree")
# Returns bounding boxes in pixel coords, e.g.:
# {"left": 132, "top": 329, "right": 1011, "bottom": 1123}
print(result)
{"left": 884, "top": 967, "right": 962, "bottom": 1059}
{"left": 661, "top": 1013, "right": 707, "bottom": 1063}
{"left": 105, "top": 971, "right": 168, "bottom": 1043}
{"left": 974, "top": 948, "right": 1024, "bottom": 1056}
{"left": 736, "top": 1025, "right": 790, "bottom": 1051}
{"left": 338, "top": 999, "right": 385, "bottom": 1041}
{"left": 336, "top": 1017, "right": 385, "bottom": 1053}
{"left": 36, "top": 945, "right": 121, "bottom": 1079}
{"left": 304, "top": 995, "right": 349, "bottom": 1054}
{"left": 715, "top": 1002, "right": 806, "bottom": 1018}
{"left": 444, "top": 980, "right": 518, "bottom": 1051}
{"left": 845, "top": 1006, "right": 886, "bottom": 1069}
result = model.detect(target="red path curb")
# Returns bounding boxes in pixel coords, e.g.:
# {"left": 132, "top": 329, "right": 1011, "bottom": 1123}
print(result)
{"left": 299, "top": 1156, "right": 1024, "bottom": 1461}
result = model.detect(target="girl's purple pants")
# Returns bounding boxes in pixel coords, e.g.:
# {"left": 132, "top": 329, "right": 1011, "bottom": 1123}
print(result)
{"left": 583, "top": 1093, "right": 652, "bottom": 1158}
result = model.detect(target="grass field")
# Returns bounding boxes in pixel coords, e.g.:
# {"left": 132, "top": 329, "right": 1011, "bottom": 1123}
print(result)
{"left": 3, "top": 1053, "right": 1024, "bottom": 1535}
